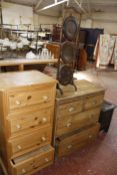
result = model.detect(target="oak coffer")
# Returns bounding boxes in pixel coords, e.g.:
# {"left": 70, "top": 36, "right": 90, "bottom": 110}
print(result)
{"left": 0, "top": 71, "right": 57, "bottom": 175}
{"left": 54, "top": 80, "right": 105, "bottom": 157}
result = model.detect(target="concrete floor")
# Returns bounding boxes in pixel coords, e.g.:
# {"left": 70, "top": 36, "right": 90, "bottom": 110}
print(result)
{"left": 35, "top": 67, "right": 117, "bottom": 175}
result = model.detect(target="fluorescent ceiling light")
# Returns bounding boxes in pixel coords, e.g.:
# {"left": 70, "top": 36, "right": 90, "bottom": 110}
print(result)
{"left": 38, "top": 0, "right": 68, "bottom": 11}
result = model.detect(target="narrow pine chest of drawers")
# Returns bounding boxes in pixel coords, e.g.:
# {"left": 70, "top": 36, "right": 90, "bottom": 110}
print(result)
{"left": 54, "top": 80, "right": 105, "bottom": 157}
{"left": 0, "top": 70, "right": 57, "bottom": 175}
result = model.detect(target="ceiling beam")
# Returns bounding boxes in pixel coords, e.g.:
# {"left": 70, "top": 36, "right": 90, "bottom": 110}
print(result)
{"left": 4, "top": 0, "right": 33, "bottom": 7}
{"left": 82, "top": 2, "right": 117, "bottom": 6}
{"left": 35, "top": 0, "right": 43, "bottom": 10}
{"left": 73, "top": 0, "right": 87, "bottom": 13}
{"left": 36, "top": 0, "right": 68, "bottom": 12}
{"left": 86, "top": 0, "right": 91, "bottom": 14}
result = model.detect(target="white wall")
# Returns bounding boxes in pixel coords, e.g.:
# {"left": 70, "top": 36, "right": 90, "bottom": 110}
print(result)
{"left": 2, "top": 2, "right": 34, "bottom": 29}
{"left": 33, "top": 13, "right": 59, "bottom": 31}
{"left": 81, "top": 12, "right": 117, "bottom": 34}
{"left": 33, "top": 13, "right": 58, "bottom": 25}
{"left": 81, "top": 19, "right": 93, "bottom": 28}
{"left": 1, "top": 1, "right": 117, "bottom": 34}
{"left": 92, "top": 20, "right": 117, "bottom": 34}
{"left": 92, "top": 12, "right": 117, "bottom": 34}
{"left": 1, "top": 2, "right": 59, "bottom": 30}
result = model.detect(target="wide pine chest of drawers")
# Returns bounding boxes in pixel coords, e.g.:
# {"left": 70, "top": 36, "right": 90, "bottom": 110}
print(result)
{"left": 0, "top": 71, "right": 56, "bottom": 175}
{"left": 54, "top": 80, "right": 105, "bottom": 157}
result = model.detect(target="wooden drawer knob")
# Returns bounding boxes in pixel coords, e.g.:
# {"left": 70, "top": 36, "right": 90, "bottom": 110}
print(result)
{"left": 45, "top": 158, "right": 49, "bottom": 162}
{"left": 68, "top": 107, "right": 74, "bottom": 112}
{"left": 17, "top": 145, "right": 22, "bottom": 150}
{"left": 42, "top": 117, "right": 47, "bottom": 123}
{"left": 89, "top": 135, "right": 93, "bottom": 139}
{"left": 43, "top": 96, "right": 48, "bottom": 102}
{"left": 41, "top": 136, "right": 46, "bottom": 142}
{"left": 15, "top": 100, "right": 21, "bottom": 105}
{"left": 21, "top": 168, "right": 26, "bottom": 174}
{"left": 89, "top": 114, "right": 94, "bottom": 119}
{"left": 93, "top": 100, "right": 97, "bottom": 105}
{"left": 91, "top": 114, "right": 94, "bottom": 118}
{"left": 27, "top": 95, "right": 32, "bottom": 100}
{"left": 66, "top": 123, "right": 72, "bottom": 128}
{"left": 67, "top": 145, "right": 72, "bottom": 149}
{"left": 16, "top": 124, "right": 21, "bottom": 129}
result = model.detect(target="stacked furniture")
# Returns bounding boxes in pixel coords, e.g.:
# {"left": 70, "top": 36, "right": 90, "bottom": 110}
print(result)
{"left": 54, "top": 80, "right": 105, "bottom": 157}
{"left": 0, "top": 71, "right": 56, "bottom": 175}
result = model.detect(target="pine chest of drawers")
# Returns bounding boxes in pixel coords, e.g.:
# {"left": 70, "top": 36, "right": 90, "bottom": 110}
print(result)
{"left": 0, "top": 71, "right": 57, "bottom": 175}
{"left": 54, "top": 80, "right": 105, "bottom": 157}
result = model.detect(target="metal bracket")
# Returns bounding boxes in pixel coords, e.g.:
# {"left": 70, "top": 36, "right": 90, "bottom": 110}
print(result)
{"left": 56, "top": 83, "right": 63, "bottom": 95}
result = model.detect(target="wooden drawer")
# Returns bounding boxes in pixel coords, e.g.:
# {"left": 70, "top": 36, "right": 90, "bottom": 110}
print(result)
{"left": 8, "top": 87, "right": 54, "bottom": 112}
{"left": 57, "top": 100, "right": 83, "bottom": 118}
{"left": 7, "top": 107, "right": 53, "bottom": 137}
{"left": 10, "top": 145, "right": 54, "bottom": 175}
{"left": 84, "top": 93, "right": 104, "bottom": 110}
{"left": 57, "top": 123, "right": 100, "bottom": 157}
{"left": 8, "top": 126, "right": 52, "bottom": 158}
{"left": 56, "top": 107, "right": 101, "bottom": 136}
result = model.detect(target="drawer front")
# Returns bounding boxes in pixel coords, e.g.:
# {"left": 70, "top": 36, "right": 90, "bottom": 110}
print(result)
{"left": 57, "top": 100, "right": 83, "bottom": 118}
{"left": 56, "top": 107, "right": 101, "bottom": 136}
{"left": 84, "top": 94, "right": 104, "bottom": 110}
{"left": 8, "top": 87, "right": 54, "bottom": 112}
{"left": 10, "top": 146, "right": 54, "bottom": 175}
{"left": 7, "top": 107, "right": 53, "bottom": 137}
{"left": 57, "top": 123, "right": 100, "bottom": 157}
{"left": 8, "top": 127, "right": 52, "bottom": 158}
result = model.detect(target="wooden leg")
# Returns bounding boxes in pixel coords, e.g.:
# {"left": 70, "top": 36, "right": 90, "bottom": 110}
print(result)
{"left": 56, "top": 83, "right": 63, "bottom": 95}
{"left": 18, "top": 64, "right": 24, "bottom": 71}
{"left": 0, "top": 158, "right": 8, "bottom": 175}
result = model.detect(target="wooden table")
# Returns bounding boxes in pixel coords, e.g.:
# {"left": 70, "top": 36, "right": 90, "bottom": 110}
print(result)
{"left": 0, "top": 58, "right": 58, "bottom": 71}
